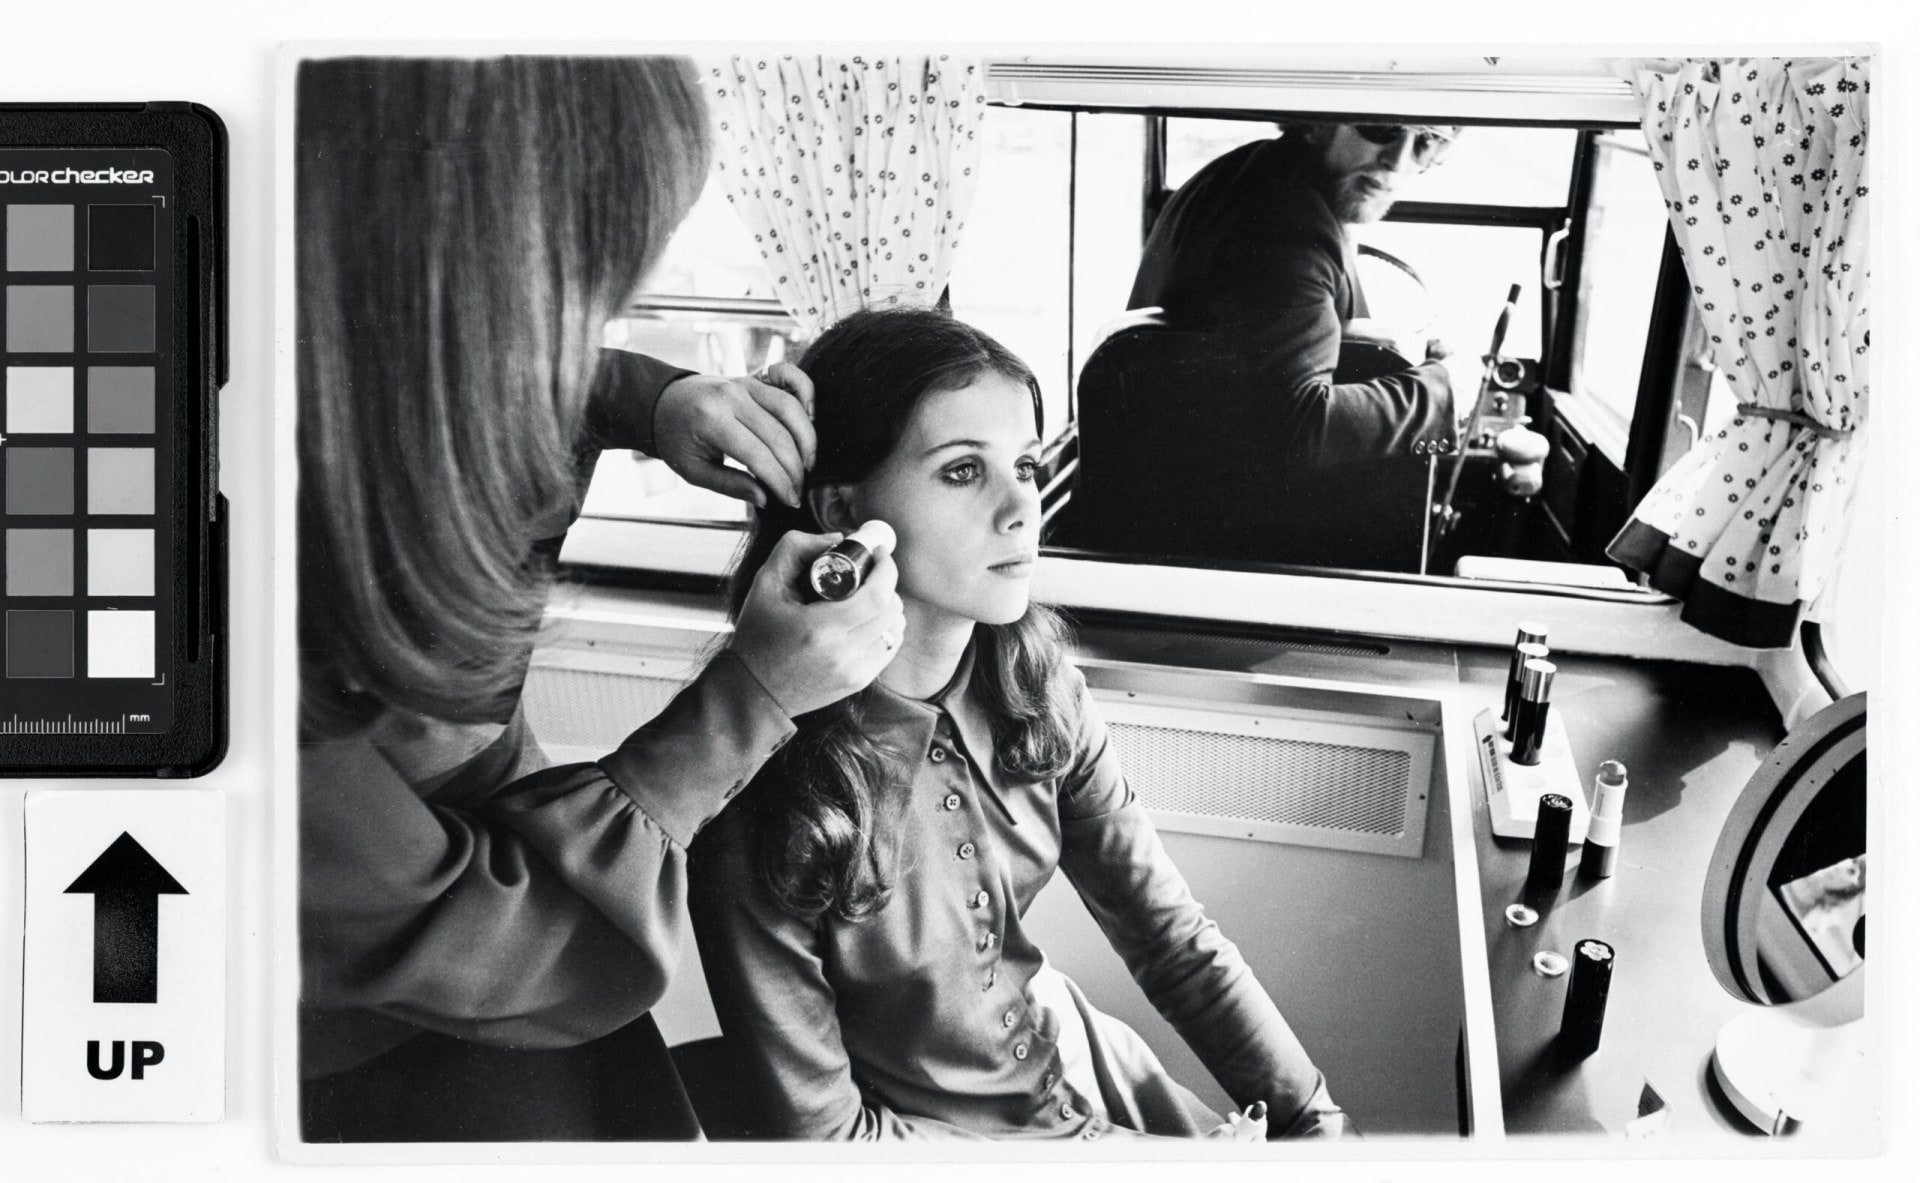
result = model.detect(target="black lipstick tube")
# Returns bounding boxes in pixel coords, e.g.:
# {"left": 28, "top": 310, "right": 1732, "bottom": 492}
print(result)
{"left": 806, "top": 520, "right": 896, "bottom": 602}
{"left": 1558, "top": 938, "right": 1615, "bottom": 1058}
{"left": 1502, "top": 623, "right": 1548, "bottom": 724}
{"left": 1509, "top": 659, "right": 1556, "bottom": 766}
{"left": 1504, "top": 642, "right": 1550, "bottom": 736}
{"left": 1526, "top": 792, "right": 1574, "bottom": 896}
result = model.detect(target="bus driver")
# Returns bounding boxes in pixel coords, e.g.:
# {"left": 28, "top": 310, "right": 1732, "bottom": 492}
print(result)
{"left": 1128, "top": 122, "right": 1459, "bottom": 466}
{"left": 1127, "top": 122, "right": 1469, "bottom": 466}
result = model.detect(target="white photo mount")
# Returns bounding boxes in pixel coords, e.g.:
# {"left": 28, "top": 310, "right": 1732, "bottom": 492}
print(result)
{"left": 21, "top": 789, "right": 226, "bottom": 1123}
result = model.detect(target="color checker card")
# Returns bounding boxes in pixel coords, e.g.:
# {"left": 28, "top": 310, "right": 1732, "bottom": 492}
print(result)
{"left": 1, "top": 107, "right": 225, "bottom": 776}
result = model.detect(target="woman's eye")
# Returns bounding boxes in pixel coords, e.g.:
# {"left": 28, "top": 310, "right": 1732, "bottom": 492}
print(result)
{"left": 942, "top": 461, "right": 980, "bottom": 485}
{"left": 1015, "top": 459, "right": 1039, "bottom": 482}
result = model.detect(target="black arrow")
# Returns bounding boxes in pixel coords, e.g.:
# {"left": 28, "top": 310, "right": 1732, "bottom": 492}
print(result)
{"left": 64, "top": 832, "right": 187, "bottom": 1004}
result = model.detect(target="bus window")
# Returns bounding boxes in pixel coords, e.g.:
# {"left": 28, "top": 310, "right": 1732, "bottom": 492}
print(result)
{"left": 1349, "top": 219, "right": 1547, "bottom": 394}
{"left": 583, "top": 100, "right": 1075, "bottom": 532}
{"left": 588, "top": 160, "right": 798, "bottom": 529}
{"left": 947, "top": 106, "right": 1073, "bottom": 440}
{"left": 1071, "top": 113, "right": 1149, "bottom": 399}
{"left": 570, "top": 82, "right": 1697, "bottom": 595}
{"left": 1398, "top": 126, "right": 1576, "bottom": 208}
{"left": 1056, "top": 115, "right": 1696, "bottom": 583}
{"left": 1564, "top": 130, "right": 1670, "bottom": 461}
{"left": 1165, "top": 118, "right": 1273, "bottom": 191}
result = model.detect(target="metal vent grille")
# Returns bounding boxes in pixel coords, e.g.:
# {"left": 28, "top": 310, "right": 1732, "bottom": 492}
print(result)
{"left": 522, "top": 665, "right": 688, "bottom": 762}
{"left": 1112, "top": 723, "right": 1410, "bottom": 835}
{"left": 519, "top": 655, "right": 1431, "bottom": 859}
{"left": 1097, "top": 694, "right": 1431, "bottom": 858}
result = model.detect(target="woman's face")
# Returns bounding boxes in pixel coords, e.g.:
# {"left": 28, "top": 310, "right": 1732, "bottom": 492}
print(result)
{"left": 847, "top": 372, "right": 1042, "bottom": 629}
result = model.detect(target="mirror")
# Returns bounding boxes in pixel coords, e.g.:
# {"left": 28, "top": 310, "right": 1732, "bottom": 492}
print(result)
{"left": 1052, "top": 116, "right": 1666, "bottom": 585}
{"left": 1699, "top": 692, "right": 1869, "bottom": 1132}
{"left": 593, "top": 75, "right": 1709, "bottom": 595}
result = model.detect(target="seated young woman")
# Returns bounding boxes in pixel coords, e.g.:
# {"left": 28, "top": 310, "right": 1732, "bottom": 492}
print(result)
{"left": 688, "top": 306, "right": 1351, "bottom": 1141}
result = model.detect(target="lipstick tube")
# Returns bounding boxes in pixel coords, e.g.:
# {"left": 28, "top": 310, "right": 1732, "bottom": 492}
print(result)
{"left": 1558, "top": 938, "right": 1615, "bottom": 1058}
{"left": 1525, "top": 792, "right": 1574, "bottom": 896}
{"left": 1502, "top": 622, "right": 1547, "bottom": 723}
{"left": 1504, "top": 641, "right": 1550, "bottom": 735}
{"left": 807, "top": 520, "right": 896, "bottom": 602}
{"left": 1579, "top": 761, "right": 1630, "bottom": 879}
{"left": 1509, "top": 659, "right": 1556, "bottom": 766}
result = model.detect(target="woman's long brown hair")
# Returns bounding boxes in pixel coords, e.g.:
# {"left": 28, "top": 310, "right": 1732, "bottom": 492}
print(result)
{"left": 719, "top": 307, "right": 1079, "bottom": 923}
{"left": 297, "top": 57, "right": 708, "bottom": 735}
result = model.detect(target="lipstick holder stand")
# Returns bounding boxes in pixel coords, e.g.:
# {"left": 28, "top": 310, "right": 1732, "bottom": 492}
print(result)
{"left": 1474, "top": 706, "right": 1591, "bottom": 843}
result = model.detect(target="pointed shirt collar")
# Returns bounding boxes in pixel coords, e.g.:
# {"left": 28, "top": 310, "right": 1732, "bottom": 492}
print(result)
{"left": 855, "top": 635, "right": 1018, "bottom": 807}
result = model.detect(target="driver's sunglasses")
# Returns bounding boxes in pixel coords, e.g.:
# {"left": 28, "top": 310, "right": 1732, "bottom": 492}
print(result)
{"left": 1353, "top": 124, "right": 1457, "bottom": 170}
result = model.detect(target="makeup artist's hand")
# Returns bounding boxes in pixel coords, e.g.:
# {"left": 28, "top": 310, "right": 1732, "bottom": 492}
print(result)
{"left": 729, "top": 529, "right": 905, "bottom": 718}
{"left": 653, "top": 363, "right": 818, "bottom": 509}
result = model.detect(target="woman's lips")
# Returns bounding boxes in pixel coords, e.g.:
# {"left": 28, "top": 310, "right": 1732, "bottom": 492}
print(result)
{"left": 989, "top": 558, "right": 1035, "bottom": 576}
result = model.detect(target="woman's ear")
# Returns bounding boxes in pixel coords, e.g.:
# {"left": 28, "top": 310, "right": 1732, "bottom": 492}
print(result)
{"left": 808, "top": 483, "right": 860, "bottom": 534}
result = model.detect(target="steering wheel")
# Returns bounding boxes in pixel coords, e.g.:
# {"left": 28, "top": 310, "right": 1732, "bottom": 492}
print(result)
{"left": 1355, "top": 242, "right": 1438, "bottom": 336}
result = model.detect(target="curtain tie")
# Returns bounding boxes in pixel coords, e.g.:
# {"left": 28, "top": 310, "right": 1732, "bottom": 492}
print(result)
{"left": 1734, "top": 403, "right": 1852, "bottom": 441}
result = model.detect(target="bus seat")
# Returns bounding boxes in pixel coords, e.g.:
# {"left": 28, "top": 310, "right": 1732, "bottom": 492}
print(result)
{"left": 1052, "top": 325, "right": 1431, "bottom": 573}
{"left": 668, "top": 1035, "right": 775, "bottom": 1140}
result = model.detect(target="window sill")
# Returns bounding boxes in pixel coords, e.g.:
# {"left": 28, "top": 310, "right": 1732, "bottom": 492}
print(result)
{"left": 1552, "top": 387, "right": 1630, "bottom": 470}
{"left": 560, "top": 516, "right": 744, "bottom": 577}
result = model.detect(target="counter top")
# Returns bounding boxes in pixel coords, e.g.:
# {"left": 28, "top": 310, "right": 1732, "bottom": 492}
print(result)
{"left": 1071, "top": 611, "right": 1793, "bottom": 1138}
{"left": 539, "top": 593, "right": 1802, "bottom": 1139}
{"left": 1458, "top": 646, "right": 1784, "bottom": 1137}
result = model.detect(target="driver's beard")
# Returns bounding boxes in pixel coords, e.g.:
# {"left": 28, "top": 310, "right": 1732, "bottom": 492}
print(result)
{"left": 1331, "top": 181, "right": 1395, "bottom": 225}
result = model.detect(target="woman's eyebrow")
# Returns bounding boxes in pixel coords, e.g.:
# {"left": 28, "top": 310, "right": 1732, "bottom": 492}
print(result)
{"left": 922, "top": 438, "right": 988, "bottom": 456}
{"left": 921, "top": 437, "right": 1044, "bottom": 457}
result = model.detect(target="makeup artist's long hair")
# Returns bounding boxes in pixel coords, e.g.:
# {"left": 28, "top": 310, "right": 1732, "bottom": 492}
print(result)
{"left": 296, "top": 57, "right": 708, "bottom": 736}
{"left": 721, "top": 307, "right": 1080, "bottom": 924}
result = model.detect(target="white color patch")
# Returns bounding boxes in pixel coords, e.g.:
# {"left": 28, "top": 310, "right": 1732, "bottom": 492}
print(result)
{"left": 21, "top": 789, "right": 225, "bottom": 1123}
{"left": 85, "top": 610, "right": 154, "bottom": 678}
{"left": 5, "top": 366, "right": 74, "bottom": 433}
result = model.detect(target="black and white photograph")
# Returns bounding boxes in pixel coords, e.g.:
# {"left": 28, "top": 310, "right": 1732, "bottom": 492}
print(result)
{"left": 289, "top": 44, "right": 1878, "bottom": 1159}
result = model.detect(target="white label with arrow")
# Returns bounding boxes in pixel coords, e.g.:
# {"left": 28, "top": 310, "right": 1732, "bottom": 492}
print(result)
{"left": 21, "top": 789, "right": 225, "bottom": 1123}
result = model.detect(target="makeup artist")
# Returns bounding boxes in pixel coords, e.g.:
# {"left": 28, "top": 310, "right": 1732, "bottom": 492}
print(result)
{"left": 296, "top": 56, "right": 904, "bottom": 1142}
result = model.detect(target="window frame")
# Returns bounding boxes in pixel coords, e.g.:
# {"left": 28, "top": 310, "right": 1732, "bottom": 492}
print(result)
{"left": 1126, "top": 113, "right": 1687, "bottom": 572}
{"left": 568, "top": 97, "right": 1692, "bottom": 607}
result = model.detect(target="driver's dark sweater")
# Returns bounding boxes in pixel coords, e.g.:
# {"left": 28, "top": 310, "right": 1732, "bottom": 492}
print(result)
{"left": 1127, "top": 136, "right": 1455, "bottom": 463}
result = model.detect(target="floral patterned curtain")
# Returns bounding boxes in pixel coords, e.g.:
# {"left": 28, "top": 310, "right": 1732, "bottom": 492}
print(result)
{"left": 706, "top": 55, "right": 986, "bottom": 340}
{"left": 1607, "top": 58, "right": 1869, "bottom": 648}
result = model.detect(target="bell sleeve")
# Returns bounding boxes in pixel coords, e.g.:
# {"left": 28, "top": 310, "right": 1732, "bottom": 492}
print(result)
{"left": 300, "top": 648, "right": 794, "bottom": 1052}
